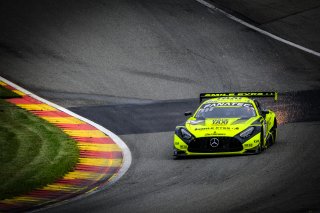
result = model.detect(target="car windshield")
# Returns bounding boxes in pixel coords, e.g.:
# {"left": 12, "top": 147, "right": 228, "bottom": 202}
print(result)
{"left": 195, "top": 102, "right": 256, "bottom": 119}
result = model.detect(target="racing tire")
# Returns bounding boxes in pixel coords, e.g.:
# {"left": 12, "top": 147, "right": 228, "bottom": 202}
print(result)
{"left": 255, "top": 141, "right": 263, "bottom": 154}
{"left": 173, "top": 149, "right": 186, "bottom": 160}
{"left": 255, "top": 129, "right": 264, "bottom": 154}
{"left": 270, "top": 119, "right": 277, "bottom": 145}
{"left": 270, "top": 128, "right": 277, "bottom": 145}
{"left": 268, "top": 119, "right": 277, "bottom": 146}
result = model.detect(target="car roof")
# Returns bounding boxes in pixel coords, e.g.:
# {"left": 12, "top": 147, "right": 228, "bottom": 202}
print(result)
{"left": 202, "top": 97, "right": 255, "bottom": 104}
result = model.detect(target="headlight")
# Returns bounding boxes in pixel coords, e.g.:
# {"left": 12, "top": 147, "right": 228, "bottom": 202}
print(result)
{"left": 178, "top": 128, "right": 194, "bottom": 144}
{"left": 240, "top": 127, "right": 255, "bottom": 138}
{"left": 181, "top": 128, "right": 192, "bottom": 140}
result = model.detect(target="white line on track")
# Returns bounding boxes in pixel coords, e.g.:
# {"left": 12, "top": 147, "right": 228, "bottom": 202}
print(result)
{"left": 195, "top": 0, "right": 320, "bottom": 58}
{"left": 0, "top": 76, "right": 132, "bottom": 212}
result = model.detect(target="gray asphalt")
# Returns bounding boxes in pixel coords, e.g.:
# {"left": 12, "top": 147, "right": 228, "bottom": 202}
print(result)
{"left": 48, "top": 123, "right": 320, "bottom": 213}
{"left": 208, "top": 0, "right": 320, "bottom": 52}
{"left": 0, "top": 0, "right": 320, "bottom": 212}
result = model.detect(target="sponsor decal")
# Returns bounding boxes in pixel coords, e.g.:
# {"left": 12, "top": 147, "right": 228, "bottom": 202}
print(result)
{"left": 200, "top": 92, "right": 277, "bottom": 102}
{"left": 202, "top": 102, "right": 253, "bottom": 108}
{"left": 212, "top": 118, "right": 229, "bottom": 125}
{"left": 205, "top": 132, "right": 226, "bottom": 136}
{"left": 218, "top": 97, "right": 242, "bottom": 100}
{"left": 215, "top": 127, "right": 230, "bottom": 130}
{"left": 194, "top": 126, "right": 239, "bottom": 131}
{"left": 204, "top": 92, "right": 275, "bottom": 97}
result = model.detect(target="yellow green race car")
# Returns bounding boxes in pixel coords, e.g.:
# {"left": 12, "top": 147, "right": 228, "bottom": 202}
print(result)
{"left": 173, "top": 92, "right": 278, "bottom": 157}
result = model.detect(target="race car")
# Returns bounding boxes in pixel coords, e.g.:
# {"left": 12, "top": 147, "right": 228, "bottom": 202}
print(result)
{"left": 173, "top": 92, "right": 278, "bottom": 157}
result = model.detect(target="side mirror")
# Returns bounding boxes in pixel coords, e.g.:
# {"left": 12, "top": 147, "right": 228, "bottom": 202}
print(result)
{"left": 261, "top": 110, "right": 269, "bottom": 117}
{"left": 184, "top": 111, "right": 192, "bottom": 116}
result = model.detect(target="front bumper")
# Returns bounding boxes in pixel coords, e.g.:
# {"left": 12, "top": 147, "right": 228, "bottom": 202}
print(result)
{"left": 173, "top": 133, "right": 261, "bottom": 156}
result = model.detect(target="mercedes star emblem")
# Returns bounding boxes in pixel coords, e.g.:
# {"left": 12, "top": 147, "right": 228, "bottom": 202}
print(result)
{"left": 210, "top": 138, "right": 219, "bottom": 148}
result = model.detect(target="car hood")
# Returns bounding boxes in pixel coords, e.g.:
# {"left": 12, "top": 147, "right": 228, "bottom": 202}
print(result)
{"left": 185, "top": 117, "right": 258, "bottom": 137}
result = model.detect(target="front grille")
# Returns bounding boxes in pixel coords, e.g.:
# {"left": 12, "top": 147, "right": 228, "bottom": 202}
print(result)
{"left": 188, "top": 137, "right": 243, "bottom": 153}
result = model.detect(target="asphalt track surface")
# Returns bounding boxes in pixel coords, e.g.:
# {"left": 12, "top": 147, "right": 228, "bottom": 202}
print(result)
{"left": 0, "top": 0, "right": 320, "bottom": 212}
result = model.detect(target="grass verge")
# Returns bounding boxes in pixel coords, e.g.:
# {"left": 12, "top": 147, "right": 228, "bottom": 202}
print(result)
{"left": 0, "top": 86, "right": 21, "bottom": 98}
{"left": 0, "top": 87, "right": 79, "bottom": 200}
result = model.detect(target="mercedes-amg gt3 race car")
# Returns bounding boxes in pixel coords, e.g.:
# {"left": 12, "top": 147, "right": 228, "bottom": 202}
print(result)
{"left": 173, "top": 92, "right": 278, "bottom": 157}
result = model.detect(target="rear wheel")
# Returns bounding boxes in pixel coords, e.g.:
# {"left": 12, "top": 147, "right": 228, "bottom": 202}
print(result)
{"left": 270, "top": 128, "right": 277, "bottom": 145}
{"left": 270, "top": 119, "right": 277, "bottom": 145}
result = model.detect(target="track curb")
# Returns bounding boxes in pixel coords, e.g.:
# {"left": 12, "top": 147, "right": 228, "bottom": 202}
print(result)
{"left": 0, "top": 76, "right": 132, "bottom": 212}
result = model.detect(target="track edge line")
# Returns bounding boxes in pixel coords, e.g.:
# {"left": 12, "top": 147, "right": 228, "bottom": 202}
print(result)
{"left": 195, "top": 0, "right": 320, "bottom": 57}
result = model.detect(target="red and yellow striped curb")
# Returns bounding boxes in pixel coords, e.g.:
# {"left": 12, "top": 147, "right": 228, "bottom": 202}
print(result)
{"left": 0, "top": 81, "right": 124, "bottom": 212}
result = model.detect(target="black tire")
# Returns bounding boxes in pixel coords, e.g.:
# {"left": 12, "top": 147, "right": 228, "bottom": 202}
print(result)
{"left": 270, "top": 128, "right": 277, "bottom": 145}
{"left": 255, "top": 142, "right": 262, "bottom": 154}
{"left": 270, "top": 119, "right": 277, "bottom": 145}
{"left": 174, "top": 156, "right": 180, "bottom": 160}
{"left": 255, "top": 128, "right": 264, "bottom": 154}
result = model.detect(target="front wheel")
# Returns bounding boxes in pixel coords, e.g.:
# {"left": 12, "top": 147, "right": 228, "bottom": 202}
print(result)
{"left": 255, "top": 129, "right": 264, "bottom": 154}
{"left": 255, "top": 142, "right": 262, "bottom": 154}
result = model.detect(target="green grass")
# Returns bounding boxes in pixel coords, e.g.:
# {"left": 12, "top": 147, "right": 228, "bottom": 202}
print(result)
{"left": 0, "top": 92, "right": 79, "bottom": 200}
{"left": 0, "top": 86, "right": 21, "bottom": 99}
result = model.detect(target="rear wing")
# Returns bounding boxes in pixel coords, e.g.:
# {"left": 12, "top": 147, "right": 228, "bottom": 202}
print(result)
{"left": 200, "top": 92, "right": 278, "bottom": 102}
